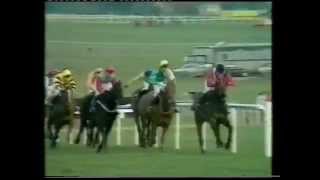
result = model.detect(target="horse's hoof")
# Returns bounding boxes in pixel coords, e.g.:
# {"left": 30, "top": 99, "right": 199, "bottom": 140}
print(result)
{"left": 74, "top": 138, "right": 80, "bottom": 144}
{"left": 96, "top": 147, "right": 102, "bottom": 153}
{"left": 50, "top": 141, "right": 57, "bottom": 148}
{"left": 225, "top": 143, "right": 231, "bottom": 150}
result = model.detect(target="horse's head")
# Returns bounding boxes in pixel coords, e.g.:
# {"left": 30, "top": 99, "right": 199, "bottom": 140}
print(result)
{"left": 188, "top": 91, "right": 204, "bottom": 104}
{"left": 98, "top": 84, "right": 122, "bottom": 110}
{"left": 112, "top": 80, "right": 123, "bottom": 100}
{"left": 159, "top": 79, "right": 176, "bottom": 112}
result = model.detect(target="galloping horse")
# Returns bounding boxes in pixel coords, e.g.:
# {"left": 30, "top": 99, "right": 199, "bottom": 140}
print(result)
{"left": 134, "top": 79, "right": 176, "bottom": 150}
{"left": 189, "top": 84, "right": 233, "bottom": 153}
{"left": 94, "top": 87, "right": 121, "bottom": 153}
{"left": 74, "top": 81, "right": 123, "bottom": 151}
{"left": 47, "top": 89, "right": 75, "bottom": 148}
{"left": 73, "top": 92, "right": 95, "bottom": 146}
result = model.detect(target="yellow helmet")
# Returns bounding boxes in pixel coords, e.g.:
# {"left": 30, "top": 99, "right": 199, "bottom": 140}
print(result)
{"left": 61, "top": 69, "right": 72, "bottom": 77}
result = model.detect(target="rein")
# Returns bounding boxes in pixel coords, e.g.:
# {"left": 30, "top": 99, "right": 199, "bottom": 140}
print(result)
{"left": 96, "top": 100, "right": 118, "bottom": 113}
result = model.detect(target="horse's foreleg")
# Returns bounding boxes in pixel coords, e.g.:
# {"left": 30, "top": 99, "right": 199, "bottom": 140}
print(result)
{"left": 160, "top": 126, "right": 168, "bottom": 151}
{"left": 103, "top": 117, "right": 116, "bottom": 150}
{"left": 74, "top": 118, "right": 86, "bottom": 145}
{"left": 134, "top": 114, "right": 143, "bottom": 147}
{"left": 66, "top": 124, "right": 72, "bottom": 145}
{"left": 96, "top": 126, "right": 104, "bottom": 153}
{"left": 140, "top": 116, "right": 147, "bottom": 148}
{"left": 215, "top": 122, "right": 224, "bottom": 148}
{"left": 93, "top": 127, "right": 100, "bottom": 148}
{"left": 47, "top": 118, "right": 53, "bottom": 140}
{"left": 195, "top": 121, "right": 205, "bottom": 154}
{"left": 209, "top": 119, "right": 223, "bottom": 148}
{"left": 146, "top": 119, "right": 151, "bottom": 147}
{"left": 222, "top": 119, "right": 233, "bottom": 150}
{"left": 51, "top": 122, "right": 63, "bottom": 148}
{"left": 87, "top": 126, "right": 94, "bottom": 147}
{"left": 150, "top": 121, "right": 157, "bottom": 147}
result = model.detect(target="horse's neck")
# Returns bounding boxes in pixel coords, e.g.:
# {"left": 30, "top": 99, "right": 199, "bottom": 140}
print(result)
{"left": 166, "top": 79, "right": 176, "bottom": 98}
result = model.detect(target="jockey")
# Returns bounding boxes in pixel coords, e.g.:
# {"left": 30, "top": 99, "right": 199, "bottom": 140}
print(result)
{"left": 159, "top": 59, "right": 176, "bottom": 83}
{"left": 125, "top": 60, "right": 173, "bottom": 104}
{"left": 46, "top": 68, "right": 77, "bottom": 106}
{"left": 86, "top": 68, "right": 103, "bottom": 95}
{"left": 198, "top": 64, "right": 235, "bottom": 106}
{"left": 45, "top": 69, "right": 60, "bottom": 105}
{"left": 159, "top": 60, "right": 178, "bottom": 112}
{"left": 46, "top": 69, "right": 60, "bottom": 86}
{"left": 53, "top": 68, "right": 77, "bottom": 90}
{"left": 204, "top": 64, "right": 235, "bottom": 93}
{"left": 89, "top": 67, "right": 120, "bottom": 112}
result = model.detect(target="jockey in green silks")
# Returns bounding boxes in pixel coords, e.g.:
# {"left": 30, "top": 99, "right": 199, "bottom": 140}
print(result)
{"left": 125, "top": 60, "right": 175, "bottom": 103}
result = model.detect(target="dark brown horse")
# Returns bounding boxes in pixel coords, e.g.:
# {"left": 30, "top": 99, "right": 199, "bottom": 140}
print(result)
{"left": 74, "top": 81, "right": 123, "bottom": 149}
{"left": 133, "top": 79, "right": 176, "bottom": 150}
{"left": 47, "top": 89, "right": 75, "bottom": 148}
{"left": 189, "top": 84, "right": 233, "bottom": 153}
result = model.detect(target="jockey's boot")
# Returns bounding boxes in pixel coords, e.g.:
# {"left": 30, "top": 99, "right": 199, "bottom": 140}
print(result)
{"left": 89, "top": 96, "right": 97, "bottom": 112}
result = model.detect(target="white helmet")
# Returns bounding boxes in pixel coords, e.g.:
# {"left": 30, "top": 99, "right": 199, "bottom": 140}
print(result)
{"left": 160, "top": 59, "right": 169, "bottom": 67}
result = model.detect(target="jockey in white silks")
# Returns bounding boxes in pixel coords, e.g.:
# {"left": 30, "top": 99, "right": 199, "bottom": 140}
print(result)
{"left": 45, "top": 70, "right": 60, "bottom": 105}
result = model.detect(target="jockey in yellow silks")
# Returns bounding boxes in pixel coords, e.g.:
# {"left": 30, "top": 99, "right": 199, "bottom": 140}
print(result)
{"left": 46, "top": 68, "right": 77, "bottom": 106}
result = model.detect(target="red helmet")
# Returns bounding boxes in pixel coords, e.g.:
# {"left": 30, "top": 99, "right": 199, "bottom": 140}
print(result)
{"left": 105, "top": 67, "right": 116, "bottom": 75}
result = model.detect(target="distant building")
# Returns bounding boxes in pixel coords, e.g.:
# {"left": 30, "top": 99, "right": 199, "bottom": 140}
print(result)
{"left": 198, "top": 3, "right": 222, "bottom": 16}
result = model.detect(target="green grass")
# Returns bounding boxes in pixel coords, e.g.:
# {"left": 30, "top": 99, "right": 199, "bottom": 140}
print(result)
{"left": 45, "top": 19, "right": 272, "bottom": 177}
{"left": 45, "top": 21, "right": 271, "bottom": 101}
{"left": 46, "top": 121, "right": 270, "bottom": 177}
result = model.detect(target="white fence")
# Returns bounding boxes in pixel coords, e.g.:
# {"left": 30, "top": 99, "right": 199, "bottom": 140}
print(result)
{"left": 46, "top": 14, "right": 260, "bottom": 24}
{"left": 74, "top": 101, "right": 272, "bottom": 157}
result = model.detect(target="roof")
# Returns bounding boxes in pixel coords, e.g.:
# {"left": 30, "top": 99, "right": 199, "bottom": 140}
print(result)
{"left": 193, "top": 42, "right": 271, "bottom": 49}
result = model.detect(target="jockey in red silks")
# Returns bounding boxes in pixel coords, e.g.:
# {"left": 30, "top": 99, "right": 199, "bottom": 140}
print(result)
{"left": 89, "top": 66, "right": 121, "bottom": 112}
{"left": 204, "top": 64, "right": 235, "bottom": 93}
{"left": 198, "top": 64, "right": 235, "bottom": 107}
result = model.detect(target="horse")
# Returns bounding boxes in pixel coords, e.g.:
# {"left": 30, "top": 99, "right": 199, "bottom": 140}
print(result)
{"left": 189, "top": 86, "right": 233, "bottom": 154}
{"left": 94, "top": 87, "right": 120, "bottom": 153}
{"left": 74, "top": 81, "right": 123, "bottom": 151}
{"left": 47, "top": 89, "right": 75, "bottom": 148}
{"left": 73, "top": 92, "right": 95, "bottom": 146}
{"left": 133, "top": 79, "right": 176, "bottom": 150}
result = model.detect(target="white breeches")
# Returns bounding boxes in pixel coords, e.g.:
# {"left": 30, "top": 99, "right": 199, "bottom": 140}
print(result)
{"left": 142, "top": 81, "right": 150, "bottom": 91}
{"left": 141, "top": 81, "right": 166, "bottom": 97}
{"left": 46, "top": 85, "right": 61, "bottom": 105}
{"left": 153, "top": 83, "right": 166, "bottom": 97}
